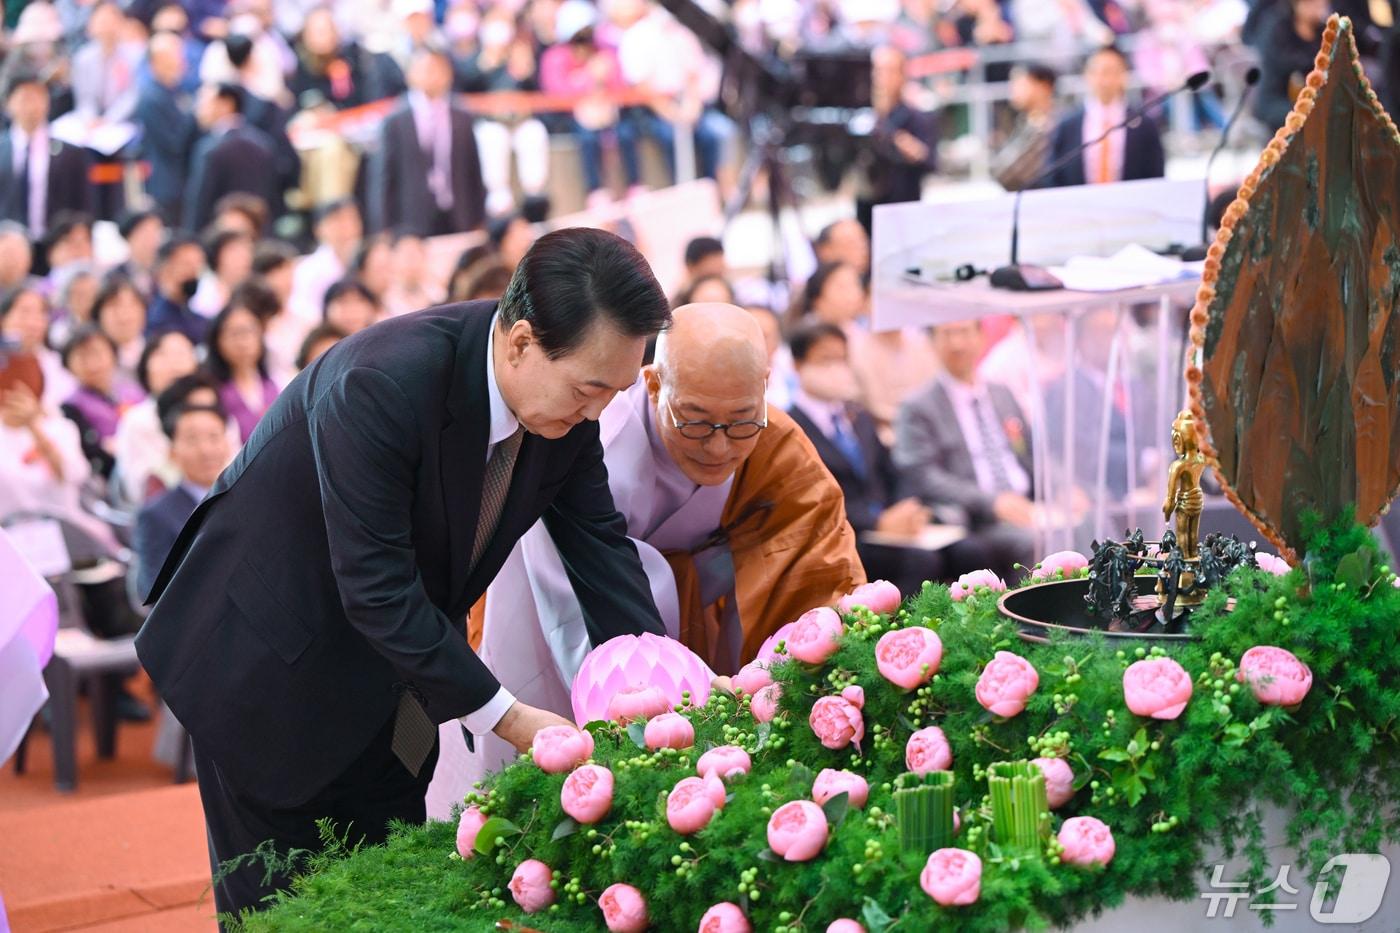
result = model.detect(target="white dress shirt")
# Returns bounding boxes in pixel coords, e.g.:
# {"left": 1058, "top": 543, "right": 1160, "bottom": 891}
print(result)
{"left": 9, "top": 125, "right": 49, "bottom": 236}
{"left": 459, "top": 318, "right": 520, "bottom": 736}
{"left": 1081, "top": 97, "right": 1127, "bottom": 185}
{"left": 790, "top": 386, "right": 852, "bottom": 442}
{"left": 940, "top": 375, "right": 1031, "bottom": 497}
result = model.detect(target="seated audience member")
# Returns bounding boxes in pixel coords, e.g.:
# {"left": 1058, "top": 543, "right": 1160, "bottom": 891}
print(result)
{"left": 40, "top": 213, "right": 96, "bottom": 279}
{"left": 384, "top": 231, "right": 444, "bottom": 316}
{"left": 683, "top": 236, "right": 726, "bottom": 285}
{"left": 1, "top": 282, "right": 76, "bottom": 409}
{"left": 894, "top": 320, "right": 1036, "bottom": 582}
{"left": 0, "top": 222, "right": 36, "bottom": 292}
{"left": 321, "top": 278, "right": 382, "bottom": 336}
{"left": 1045, "top": 45, "right": 1165, "bottom": 188}
{"left": 350, "top": 233, "right": 394, "bottom": 304}
{"left": 450, "top": 262, "right": 513, "bottom": 303}
{"left": 812, "top": 219, "right": 870, "bottom": 278}
{"left": 211, "top": 192, "right": 269, "bottom": 240}
{"left": 92, "top": 275, "right": 149, "bottom": 379}
{"left": 133, "top": 399, "right": 233, "bottom": 599}
{"left": 115, "top": 209, "right": 166, "bottom": 299}
{"left": 745, "top": 304, "right": 790, "bottom": 409}
{"left": 288, "top": 198, "right": 362, "bottom": 323}
{"left": 250, "top": 241, "right": 307, "bottom": 385}
{"left": 488, "top": 214, "right": 537, "bottom": 274}
{"left": 112, "top": 333, "right": 202, "bottom": 503}
{"left": 673, "top": 275, "right": 735, "bottom": 308}
{"left": 294, "top": 323, "right": 346, "bottom": 371}
{"left": 61, "top": 325, "right": 145, "bottom": 479}
{"left": 191, "top": 228, "right": 255, "bottom": 318}
{"left": 147, "top": 236, "right": 211, "bottom": 343}
{"left": 49, "top": 262, "right": 101, "bottom": 345}
{"left": 204, "top": 283, "right": 280, "bottom": 442}
{"left": 786, "top": 322, "right": 943, "bottom": 595}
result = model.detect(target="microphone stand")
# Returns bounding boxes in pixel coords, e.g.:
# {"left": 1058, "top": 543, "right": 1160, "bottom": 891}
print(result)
{"left": 1180, "top": 67, "right": 1261, "bottom": 261}
{"left": 990, "top": 71, "right": 1211, "bottom": 291}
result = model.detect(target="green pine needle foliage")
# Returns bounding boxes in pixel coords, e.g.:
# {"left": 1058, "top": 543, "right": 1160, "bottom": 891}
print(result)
{"left": 247, "top": 519, "right": 1400, "bottom": 932}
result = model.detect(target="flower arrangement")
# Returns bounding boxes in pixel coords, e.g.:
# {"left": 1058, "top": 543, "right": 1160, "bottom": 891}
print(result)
{"left": 249, "top": 519, "right": 1400, "bottom": 932}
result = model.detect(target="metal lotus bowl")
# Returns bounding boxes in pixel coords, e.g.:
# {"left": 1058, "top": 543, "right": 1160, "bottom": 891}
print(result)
{"left": 998, "top": 576, "right": 1203, "bottom": 644}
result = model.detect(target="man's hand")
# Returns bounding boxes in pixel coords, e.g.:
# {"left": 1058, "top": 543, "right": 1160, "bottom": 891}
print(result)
{"left": 993, "top": 492, "right": 1037, "bottom": 529}
{"left": 492, "top": 701, "right": 575, "bottom": 754}
{"left": 876, "top": 497, "right": 931, "bottom": 536}
{"left": 892, "top": 129, "right": 929, "bottom": 163}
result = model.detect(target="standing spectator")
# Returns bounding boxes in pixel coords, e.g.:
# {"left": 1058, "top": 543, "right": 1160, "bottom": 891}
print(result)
{"left": 370, "top": 45, "right": 487, "bottom": 237}
{"left": 0, "top": 224, "right": 34, "bottom": 292}
{"left": 288, "top": 198, "right": 362, "bottom": 324}
{"left": 92, "top": 274, "right": 149, "bottom": 378}
{"left": 0, "top": 73, "right": 95, "bottom": 239}
{"left": 133, "top": 397, "right": 233, "bottom": 599}
{"left": 146, "top": 236, "right": 210, "bottom": 343}
{"left": 1045, "top": 45, "right": 1165, "bottom": 188}
{"left": 135, "top": 31, "right": 199, "bottom": 224}
{"left": 457, "top": 7, "right": 552, "bottom": 220}
{"left": 1254, "top": 0, "right": 1327, "bottom": 131}
{"left": 321, "top": 278, "right": 382, "bottom": 336}
{"left": 71, "top": 2, "right": 143, "bottom": 126}
{"left": 204, "top": 284, "right": 280, "bottom": 442}
{"left": 1, "top": 282, "right": 77, "bottom": 410}
{"left": 191, "top": 228, "right": 255, "bottom": 319}
{"left": 115, "top": 209, "right": 166, "bottom": 300}
{"left": 383, "top": 232, "right": 444, "bottom": 317}
{"left": 289, "top": 6, "right": 405, "bottom": 111}
{"left": 992, "top": 63, "right": 1059, "bottom": 192}
{"left": 60, "top": 324, "right": 145, "bottom": 479}
{"left": 183, "top": 83, "right": 280, "bottom": 233}
{"left": 294, "top": 322, "right": 346, "bottom": 371}
{"left": 112, "top": 333, "right": 203, "bottom": 503}
{"left": 0, "top": 3, "right": 74, "bottom": 120}
{"left": 855, "top": 46, "right": 938, "bottom": 234}
{"left": 540, "top": 1, "right": 642, "bottom": 209}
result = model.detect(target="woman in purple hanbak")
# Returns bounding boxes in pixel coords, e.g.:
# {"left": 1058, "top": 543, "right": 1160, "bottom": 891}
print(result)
{"left": 204, "top": 282, "right": 280, "bottom": 443}
{"left": 60, "top": 324, "right": 145, "bottom": 479}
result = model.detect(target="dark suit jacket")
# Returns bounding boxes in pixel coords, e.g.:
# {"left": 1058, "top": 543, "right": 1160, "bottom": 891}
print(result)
{"left": 0, "top": 133, "right": 94, "bottom": 229}
{"left": 788, "top": 403, "right": 897, "bottom": 533}
{"left": 182, "top": 122, "right": 279, "bottom": 232}
{"left": 893, "top": 380, "right": 1033, "bottom": 526}
{"left": 135, "top": 301, "right": 662, "bottom": 807}
{"left": 369, "top": 102, "right": 486, "bottom": 236}
{"left": 241, "top": 90, "right": 301, "bottom": 210}
{"left": 1043, "top": 105, "right": 1165, "bottom": 188}
{"left": 864, "top": 103, "right": 939, "bottom": 206}
{"left": 134, "top": 77, "right": 198, "bottom": 216}
{"left": 133, "top": 484, "right": 199, "bottom": 601}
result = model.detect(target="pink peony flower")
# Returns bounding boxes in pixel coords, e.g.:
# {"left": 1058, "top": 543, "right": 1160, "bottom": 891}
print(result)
{"left": 560, "top": 764, "right": 614, "bottom": 824}
{"left": 455, "top": 805, "right": 487, "bottom": 859}
{"left": 875, "top": 626, "right": 943, "bottom": 690}
{"left": 1255, "top": 553, "right": 1291, "bottom": 575}
{"left": 975, "top": 651, "right": 1040, "bottom": 718}
{"left": 766, "top": 799, "right": 830, "bottom": 861}
{"left": 1032, "top": 550, "right": 1089, "bottom": 580}
{"left": 667, "top": 776, "right": 722, "bottom": 834}
{"left": 572, "top": 632, "right": 713, "bottom": 726}
{"left": 841, "top": 684, "right": 865, "bottom": 707}
{"left": 787, "top": 607, "right": 845, "bottom": 664}
{"left": 731, "top": 662, "right": 773, "bottom": 696}
{"left": 950, "top": 569, "right": 1007, "bottom": 601}
{"left": 920, "top": 848, "right": 982, "bottom": 906}
{"left": 508, "top": 859, "right": 556, "bottom": 913}
{"left": 1123, "top": 657, "right": 1193, "bottom": 720}
{"left": 1058, "top": 816, "right": 1116, "bottom": 867}
{"left": 1237, "top": 646, "right": 1313, "bottom": 707}
{"left": 906, "top": 726, "right": 953, "bottom": 776}
{"left": 838, "top": 580, "right": 902, "bottom": 615}
{"left": 697, "top": 745, "right": 752, "bottom": 780}
{"left": 1033, "top": 757, "right": 1075, "bottom": 809}
{"left": 699, "top": 902, "right": 751, "bottom": 933}
{"left": 531, "top": 725, "right": 595, "bottom": 773}
{"left": 812, "top": 768, "right": 869, "bottom": 809}
{"left": 809, "top": 694, "right": 865, "bottom": 750}
{"left": 644, "top": 712, "right": 696, "bottom": 750}
{"left": 754, "top": 622, "right": 795, "bottom": 666}
{"left": 827, "top": 922, "right": 866, "bottom": 933}
{"left": 750, "top": 683, "right": 781, "bottom": 723}
{"left": 599, "top": 883, "right": 648, "bottom": 933}
{"left": 606, "top": 684, "right": 672, "bottom": 724}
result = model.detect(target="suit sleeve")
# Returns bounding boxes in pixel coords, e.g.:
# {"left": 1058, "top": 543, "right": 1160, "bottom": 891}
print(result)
{"left": 307, "top": 365, "right": 500, "bottom": 718}
{"left": 892, "top": 398, "right": 996, "bottom": 523}
{"left": 541, "top": 427, "right": 666, "bottom": 646}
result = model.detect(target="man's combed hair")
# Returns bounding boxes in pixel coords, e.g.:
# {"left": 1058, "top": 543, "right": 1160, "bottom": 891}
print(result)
{"left": 497, "top": 227, "right": 670, "bottom": 359}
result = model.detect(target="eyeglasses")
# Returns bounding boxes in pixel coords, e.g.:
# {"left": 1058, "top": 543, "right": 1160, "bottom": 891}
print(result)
{"left": 664, "top": 397, "right": 768, "bottom": 440}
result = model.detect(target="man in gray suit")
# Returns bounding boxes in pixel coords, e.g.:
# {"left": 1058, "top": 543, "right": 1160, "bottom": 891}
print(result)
{"left": 894, "top": 321, "right": 1037, "bottom": 581}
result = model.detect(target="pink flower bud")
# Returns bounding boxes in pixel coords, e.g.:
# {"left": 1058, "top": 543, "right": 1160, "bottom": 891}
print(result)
{"left": 1058, "top": 816, "right": 1115, "bottom": 867}
{"left": 606, "top": 684, "right": 672, "bottom": 724}
{"left": 1237, "top": 646, "right": 1312, "bottom": 707}
{"left": 1031, "top": 550, "right": 1089, "bottom": 580}
{"left": 906, "top": 726, "right": 952, "bottom": 776}
{"left": 812, "top": 768, "right": 869, "bottom": 809}
{"left": 560, "top": 764, "right": 614, "bottom": 824}
{"left": 826, "top": 922, "right": 866, "bottom": 933}
{"left": 731, "top": 662, "right": 773, "bottom": 696}
{"left": 840, "top": 684, "right": 865, "bottom": 708}
{"left": 787, "top": 607, "right": 845, "bottom": 664}
{"left": 1123, "top": 657, "right": 1193, "bottom": 720}
{"left": 697, "top": 745, "right": 752, "bottom": 780}
{"left": 599, "top": 883, "right": 648, "bottom": 933}
{"left": 920, "top": 848, "right": 982, "bottom": 906}
{"left": 975, "top": 651, "right": 1039, "bottom": 718}
{"left": 766, "top": 799, "right": 830, "bottom": 861}
{"left": 508, "top": 858, "right": 556, "bottom": 913}
{"left": 644, "top": 712, "right": 696, "bottom": 750}
{"left": 455, "top": 805, "right": 487, "bottom": 859}
{"left": 1255, "top": 553, "right": 1290, "bottom": 575}
{"left": 809, "top": 694, "right": 865, "bottom": 750}
{"left": 666, "top": 776, "right": 721, "bottom": 834}
{"left": 750, "top": 683, "right": 781, "bottom": 723}
{"left": 698, "top": 902, "right": 751, "bottom": 932}
{"left": 1032, "top": 757, "right": 1075, "bottom": 809}
{"left": 531, "top": 725, "right": 595, "bottom": 773}
{"left": 837, "top": 580, "right": 901, "bottom": 615}
{"left": 950, "top": 569, "right": 1006, "bottom": 602}
{"left": 875, "top": 626, "right": 943, "bottom": 690}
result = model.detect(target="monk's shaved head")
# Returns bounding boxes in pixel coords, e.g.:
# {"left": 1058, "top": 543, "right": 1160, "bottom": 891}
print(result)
{"left": 653, "top": 303, "right": 769, "bottom": 396}
{"left": 646, "top": 303, "right": 771, "bottom": 486}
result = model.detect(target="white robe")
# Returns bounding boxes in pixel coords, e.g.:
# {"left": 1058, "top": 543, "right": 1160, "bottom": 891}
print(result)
{"left": 424, "top": 382, "right": 732, "bottom": 819}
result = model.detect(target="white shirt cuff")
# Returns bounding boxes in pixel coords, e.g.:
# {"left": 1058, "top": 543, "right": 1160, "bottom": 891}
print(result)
{"left": 459, "top": 686, "right": 516, "bottom": 735}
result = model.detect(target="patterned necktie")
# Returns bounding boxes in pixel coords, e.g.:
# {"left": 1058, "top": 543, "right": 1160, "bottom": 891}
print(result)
{"left": 471, "top": 426, "right": 524, "bottom": 571}
{"left": 972, "top": 395, "right": 1012, "bottom": 492}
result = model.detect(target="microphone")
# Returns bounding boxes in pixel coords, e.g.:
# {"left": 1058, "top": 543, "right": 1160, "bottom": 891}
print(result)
{"left": 1181, "top": 66, "right": 1261, "bottom": 262}
{"left": 990, "top": 70, "right": 1211, "bottom": 291}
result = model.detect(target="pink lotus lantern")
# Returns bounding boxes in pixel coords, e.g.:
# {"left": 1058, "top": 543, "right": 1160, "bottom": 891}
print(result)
{"left": 571, "top": 632, "right": 714, "bottom": 727}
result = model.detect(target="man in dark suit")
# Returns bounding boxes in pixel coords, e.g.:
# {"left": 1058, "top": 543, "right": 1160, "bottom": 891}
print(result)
{"left": 135, "top": 228, "right": 673, "bottom": 923}
{"left": 369, "top": 44, "right": 487, "bottom": 237}
{"left": 132, "top": 396, "right": 232, "bottom": 598}
{"left": 894, "top": 321, "right": 1037, "bottom": 582}
{"left": 134, "top": 31, "right": 198, "bottom": 224}
{"left": 0, "top": 73, "right": 95, "bottom": 238}
{"left": 1044, "top": 45, "right": 1165, "bottom": 188}
{"left": 785, "top": 322, "right": 944, "bottom": 595}
{"left": 856, "top": 47, "right": 939, "bottom": 235}
{"left": 181, "top": 83, "right": 278, "bottom": 233}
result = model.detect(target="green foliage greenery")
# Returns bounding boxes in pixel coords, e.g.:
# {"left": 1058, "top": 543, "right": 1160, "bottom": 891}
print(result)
{"left": 247, "top": 520, "right": 1400, "bottom": 931}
